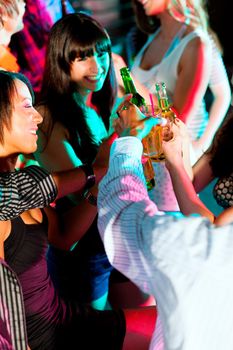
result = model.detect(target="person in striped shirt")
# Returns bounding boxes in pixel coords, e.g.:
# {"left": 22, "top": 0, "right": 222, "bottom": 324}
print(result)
{"left": 98, "top": 101, "right": 233, "bottom": 350}
{"left": 0, "top": 258, "right": 28, "bottom": 350}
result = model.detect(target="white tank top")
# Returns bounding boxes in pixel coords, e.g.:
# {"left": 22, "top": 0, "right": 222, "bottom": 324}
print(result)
{"left": 131, "top": 26, "right": 211, "bottom": 141}
{"left": 132, "top": 26, "right": 211, "bottom": 211}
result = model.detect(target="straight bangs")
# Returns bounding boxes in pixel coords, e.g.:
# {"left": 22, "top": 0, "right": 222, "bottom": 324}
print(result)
{"left": 50, "top": 13, "right": 112, "bottom": 81}
{"left": 67, "top": 21, "right": 111, "bottom": 62}
{"left": 73, "top": 39, "right": 111, "bottom": 60}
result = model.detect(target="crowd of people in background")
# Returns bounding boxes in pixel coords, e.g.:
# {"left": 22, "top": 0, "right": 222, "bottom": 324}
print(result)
{"left": 0, "top": 0, "right": 233, "bottom": 349}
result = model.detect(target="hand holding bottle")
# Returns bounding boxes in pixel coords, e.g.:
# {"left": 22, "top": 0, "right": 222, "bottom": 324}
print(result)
{"left": 162, "top": 119, "right": 191, "bottom": 172}
{"left": 108, "top": 93, "right": 133, "bottom": 136}
{"left": 162, "top": 122, "right": 183, "bottom": 168}
{"left": 118, "top": 66, "right": 158, "bottom": 190}
{"left": 114, "top": 101, "right": 166, "bottom": 140}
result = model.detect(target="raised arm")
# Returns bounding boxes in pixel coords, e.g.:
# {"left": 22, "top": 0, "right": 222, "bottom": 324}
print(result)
{"left": 0, "top": 166, "right": 57, "bottom": 220}
{"left": 0, "top": 149, "right": 109, "bottom": 222}
{"left": 162, "top": 121, "right": 214, "bottom": 222}
{"left": 192, "top": 152, "right": 214, "bottom": 193}
{"left": 48, "top": 135, "right": 115, "bottom": 250}
{"left": 97, "top": 102, "right": 213, "bottom": 294}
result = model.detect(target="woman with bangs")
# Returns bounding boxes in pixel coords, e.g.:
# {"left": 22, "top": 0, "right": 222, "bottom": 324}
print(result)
{"left": 34, "top": 12, "right": 120, "bottom": 311}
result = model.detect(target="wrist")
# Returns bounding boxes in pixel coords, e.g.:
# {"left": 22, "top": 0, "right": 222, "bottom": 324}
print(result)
{"left": 92, "top": 165, "right": 108, "bottom": 184}
{"left": 80, "top": 163, "right": 96, "bottom": 190}
{"left": 165, "top": 157, "right": 183, "bottom": 171}
{"left": 83, "top": 188, "right": 98, "bottom": 206}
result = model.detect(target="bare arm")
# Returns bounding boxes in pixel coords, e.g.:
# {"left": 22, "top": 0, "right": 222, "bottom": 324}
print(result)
{"left": 35, "top": 120, "right": 115, "bottom": 250}
{"left": 113, "top": 34, "right": 211, "bottom": 123}
{"left": 173, "top": 36, "right": 211, "bottom": 123}
{"left": 165, "top": 156, "right": 214, "bottom": 222}
{"left": 113, "top": 102, "right": 214, "bottom": 221}
{"left": 35, "top": 120, "right": 97, "bottom": 204}
{"left": 193, "top": 40, "right": 231, "bottom": 156}
{"left": 163, "top": 125, "right": 214, "bottom": 222}
{"left": 214, "top": 207, "right": 233, "bottom": 226}
{"left": 194, "top": 81, "right": 231, "bottom": 155}
{"left": 192, "top": 153, "right": 214, "bottom": 193}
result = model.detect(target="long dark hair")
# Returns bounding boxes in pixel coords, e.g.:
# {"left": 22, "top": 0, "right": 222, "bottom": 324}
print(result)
{"left": 207, "top": 109, "right": 233, "bottom": 178}
{"left": 39, "top": 12, "right": 117, "bottom": 163}
{"left": 0, "top": 70, "right": 34, "bottom": 144}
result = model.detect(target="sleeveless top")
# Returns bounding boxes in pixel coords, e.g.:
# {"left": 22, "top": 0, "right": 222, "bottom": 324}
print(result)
{"left": 4, "top": 213, "right": 64, "bottom": 349}
{"left": 131, "top": 26, "right": 212, "bottom": 141}
{"left": 131, "top": 26, "right": 212, "bottom": 211}
{"left": 213, "top": 174, "right": 233, "bottom": 208}
{"left": 4, "top": 213, "right": 125, "bottom": 350}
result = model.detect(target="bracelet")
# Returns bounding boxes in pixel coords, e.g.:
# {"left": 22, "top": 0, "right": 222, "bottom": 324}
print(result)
{"left": 83, "top": 190, "right": 97, "bottom": 206}
{"left": 80, "top": 164, "right": 96, "bottom": 190}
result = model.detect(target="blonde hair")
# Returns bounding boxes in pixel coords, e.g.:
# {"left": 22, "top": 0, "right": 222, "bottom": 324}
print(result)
{"left": 0, "top": 0, "right": 19, "bottom": 29}
{"left": 167, "top": 0, "right": 209, "bottom": 32}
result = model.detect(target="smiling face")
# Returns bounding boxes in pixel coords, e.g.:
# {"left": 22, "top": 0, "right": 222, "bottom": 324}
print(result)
{"left": 70, "top": 49, "right": 110, "bottom": 96}
{"left": 136, "top": 0, "right": 168, "bottom": 16}
{"left": 2, "top": 79, "right": 43, "bottom": 156}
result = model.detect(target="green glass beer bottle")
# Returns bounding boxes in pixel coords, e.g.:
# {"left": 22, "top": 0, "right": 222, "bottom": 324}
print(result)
{"left": 120, "top": 67, "right": 155, "bottom": 190}
{"left": 120, "top": 67, "right": 147, "bottom": 109}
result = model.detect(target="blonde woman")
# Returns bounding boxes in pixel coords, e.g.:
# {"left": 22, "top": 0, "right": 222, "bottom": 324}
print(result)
{"left": 114, "top": 0, "right": 230, "bottom": 212}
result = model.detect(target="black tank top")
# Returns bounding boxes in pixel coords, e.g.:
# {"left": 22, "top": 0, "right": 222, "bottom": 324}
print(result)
{"left": 4, "top": 213, "right": 62, "bottom": 349}
{"left": 4, "top": 213, "right": 125, "bottom": 350}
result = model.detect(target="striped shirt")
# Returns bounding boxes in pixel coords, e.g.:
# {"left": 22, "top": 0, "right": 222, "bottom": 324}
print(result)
{"left": 0, "top": 259, "right": 27, "bottom": 350}
{"left": 0, "top": 166, "right": 57, "bottom": 221}
{"left": 98, "top": 137, "right": 233, "bottom": 350}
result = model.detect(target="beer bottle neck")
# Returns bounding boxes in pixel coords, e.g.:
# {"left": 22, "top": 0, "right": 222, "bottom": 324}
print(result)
{"left": 158, "top": 97, "right": 170, "bottom": 111}
{"left": 122, "top": 76, "right": 137, "bottom": 95}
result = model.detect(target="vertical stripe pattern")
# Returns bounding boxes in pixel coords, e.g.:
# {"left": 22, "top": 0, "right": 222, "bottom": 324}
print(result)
{"left": 0, "top": 259, "right": 27, "bottom": 350}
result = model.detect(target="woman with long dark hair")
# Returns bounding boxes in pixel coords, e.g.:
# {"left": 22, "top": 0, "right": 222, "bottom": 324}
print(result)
{"left": 34, "top": 12, "right": 120, "bottom": 310}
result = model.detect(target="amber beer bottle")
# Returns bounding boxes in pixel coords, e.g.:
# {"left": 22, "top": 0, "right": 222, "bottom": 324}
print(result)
{"left": 150, "top": 82, "right": 176, "bottom": 161}
{"left": 155, "top": 82, "right": 176, "bottom": 133}
{"left": 120, "top": 67, "right": 155, "bottom": 190}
